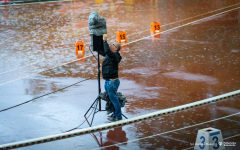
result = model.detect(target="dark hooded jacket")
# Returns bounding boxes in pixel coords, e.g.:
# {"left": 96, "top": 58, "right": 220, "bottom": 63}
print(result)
{"left": 102, "top": 41, "right": 122, "bottom": 80}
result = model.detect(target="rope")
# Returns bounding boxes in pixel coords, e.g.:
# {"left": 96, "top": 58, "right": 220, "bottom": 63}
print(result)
{"left": 0, "top": 76, "right": 96, "bottom": 113}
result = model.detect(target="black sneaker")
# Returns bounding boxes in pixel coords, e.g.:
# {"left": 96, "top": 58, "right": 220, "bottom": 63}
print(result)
{"left": 109, "top": 117, "right": 122, "bottom": 122}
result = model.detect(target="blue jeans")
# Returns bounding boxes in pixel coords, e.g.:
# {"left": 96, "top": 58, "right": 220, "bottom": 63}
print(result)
{"left": 104, "top": 79, "right": 122, "bottom": 119}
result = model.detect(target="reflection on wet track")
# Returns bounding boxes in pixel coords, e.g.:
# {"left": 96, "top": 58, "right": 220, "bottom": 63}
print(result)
{"left": 0, "top": 0, "right": 240, "bottom": 149}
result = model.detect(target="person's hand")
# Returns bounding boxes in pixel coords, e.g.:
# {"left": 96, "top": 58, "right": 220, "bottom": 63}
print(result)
{"left": 103, "top": 34, "right": 108, "bottom": 41}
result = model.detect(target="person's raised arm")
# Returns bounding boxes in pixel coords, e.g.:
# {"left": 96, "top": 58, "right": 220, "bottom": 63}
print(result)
{"left": 103, "top": 34, "right": 121, "bottom": 63}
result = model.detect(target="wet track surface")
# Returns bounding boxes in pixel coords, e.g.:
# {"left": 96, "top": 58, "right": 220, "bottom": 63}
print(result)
{"left": 0, "top": 0, "right": 240, "bottom": 149}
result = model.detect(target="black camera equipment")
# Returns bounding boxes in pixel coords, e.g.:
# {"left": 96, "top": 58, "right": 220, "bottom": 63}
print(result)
{"left": 90, "top": 35, "right": 103, "bottom": 52}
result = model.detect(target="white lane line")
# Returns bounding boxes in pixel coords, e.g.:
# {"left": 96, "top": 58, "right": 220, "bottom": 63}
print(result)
{"left": 127, "top": 2, "right": 240, "bottom": 37}
{"left": 1, "top": 3, "right": 239, "bottom": 75}
{"left": 0, "top": 60, "right": 43, "bottom": 75}
{"left": 123, "top": 6, "right": 240, "bottom": 46}
{"left": 0, "top": 6, "right": 239, "bottom": 86}
{"left": 92, "top": 112, "right": 240, "bottom": 150}
{"left": 0, "top": 55, "right": 93, "bottom": 86}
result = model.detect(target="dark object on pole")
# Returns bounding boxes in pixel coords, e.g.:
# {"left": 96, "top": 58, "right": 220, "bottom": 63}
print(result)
{"left": 90, "top": 35, "right": 104, "bottom": 53}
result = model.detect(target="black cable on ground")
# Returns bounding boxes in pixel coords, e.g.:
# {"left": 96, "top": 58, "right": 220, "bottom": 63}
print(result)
{"left": 0, "top": 0, "right": 59, "bottom": 5}
{"left": 0, "top": 76, "right": 97, "bottom": 113}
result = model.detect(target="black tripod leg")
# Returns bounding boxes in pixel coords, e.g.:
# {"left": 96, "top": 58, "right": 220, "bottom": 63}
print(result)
{"left": 97, "top": 52, "right": 101, "bottom": 111}
{"left": 84, "top": 97, "right": 98, "bottom": 117}
{"left": 122, "top": 113, "right": 128, "bottom": 119}
{"left": 90, "top": 99, "right": 99, "bottom": 126}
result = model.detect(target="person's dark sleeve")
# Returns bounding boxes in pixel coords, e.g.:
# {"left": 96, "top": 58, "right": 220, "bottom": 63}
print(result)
{"left": 103, "top": 41, "right": 121, "bottom": 63}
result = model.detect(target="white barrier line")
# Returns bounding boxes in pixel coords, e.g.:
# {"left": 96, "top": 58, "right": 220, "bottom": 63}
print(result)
{"left": 1, "top": 6, "right": 239, "bottom": 86}
{"left": 95, "top": 112, "right": 240, "bottom": 150}
{"left": 123, "top": 6, "right": 240, "bottom": 46}
{"left": 0, "top": 89, "right": 239, "bottom": 149}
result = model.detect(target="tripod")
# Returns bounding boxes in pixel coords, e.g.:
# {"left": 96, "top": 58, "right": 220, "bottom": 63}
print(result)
{"left": 84, "top": 51, "right": 102, "bottom": 127}
{"left": 84, "top": 45, "right": 127, "bottom": 127}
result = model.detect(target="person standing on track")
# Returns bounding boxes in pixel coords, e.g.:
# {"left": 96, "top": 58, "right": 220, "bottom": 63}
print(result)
{"left": 102, "top": 34, "right": 122, "bottom": 122}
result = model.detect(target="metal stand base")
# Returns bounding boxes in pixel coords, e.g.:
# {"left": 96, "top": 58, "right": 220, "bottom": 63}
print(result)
{"left": 84, "top": 96, "right": 128, "bottom": 127}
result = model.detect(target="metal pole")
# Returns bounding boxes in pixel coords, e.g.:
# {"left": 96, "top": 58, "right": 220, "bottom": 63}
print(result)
{"left": 98, "top": 52, "right": 101, "bottom": 110}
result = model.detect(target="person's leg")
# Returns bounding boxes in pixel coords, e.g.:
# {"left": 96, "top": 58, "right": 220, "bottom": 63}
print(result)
{"left": 105, "top": 80, "right": 115, "bottom": 117}
{"left": 104, "top": 80, "right": 108, "bottom": 93}
{"left": 107, "top": 79, "right": 122, "bottom": 119}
